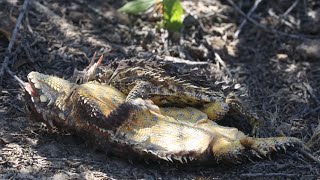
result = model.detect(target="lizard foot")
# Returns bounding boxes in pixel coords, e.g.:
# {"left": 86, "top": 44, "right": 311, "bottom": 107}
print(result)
{"left": 213, "top": 136, "right": 303, "bottom": 164}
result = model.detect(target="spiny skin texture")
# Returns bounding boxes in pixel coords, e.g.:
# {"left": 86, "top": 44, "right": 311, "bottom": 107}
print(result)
{"left": 25, "top": 71, "right": 303, "bottom": 164}
{"left": 72, "top": 58, "right": 260, "bottom": 134}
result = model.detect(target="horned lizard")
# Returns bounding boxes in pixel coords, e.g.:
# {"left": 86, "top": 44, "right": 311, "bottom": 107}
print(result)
{"left": 24, "top": 71, "right": 302, "bottom": 164}
{"left": 71, "top": 55, "right": 260, "bottom": 135}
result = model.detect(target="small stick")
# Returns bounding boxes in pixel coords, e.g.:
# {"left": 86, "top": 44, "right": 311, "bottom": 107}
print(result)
{"left": 234, "top": 0, "right": 262, "bottom": 38}
{"left": 282, "top": 0, "right": 299, "bottom": 17}
{"left": 226, "top": 0, "right": 320, "bottom": 40}
{"left": 268, "top": 9, "right": 295, "bottom": 29}
{"left": 299, "top": 148, "right": 320, "bottom": 165}
{"left": 272, "top": 0, "right": 300, "bottom": 29}
{"left": 0, "top": 0, "right": 30, "bottom": 91}
{"left": 302, "top": 106, "right": 320, "bottom": 118}
{"left": 6, "top": 69, "right": 25, "bottom": 86}
{"left": 214, "top": 52, "right": 231, "bottom": 77}
{"left": 303, "top": 82, "right": 320, "bottom": 106}
{"left": 161, "top": 56, "right": 209, "bottom": 65}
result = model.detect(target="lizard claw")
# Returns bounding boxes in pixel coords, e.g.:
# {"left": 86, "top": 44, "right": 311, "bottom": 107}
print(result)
{"left": 213, "top": 136, "right": 303, "bottom": 164}
{"left": 241, "top": 137, "right": 302, "bottom": 158}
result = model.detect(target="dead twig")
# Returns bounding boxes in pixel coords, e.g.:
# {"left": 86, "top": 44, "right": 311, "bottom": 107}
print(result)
{"left": 240, "top": 173, "right": 296, "bottom": 178}
{"left": 303, "top": 82, "right": 320, "bottom": 106}
{"left": 25, "top": 11, "right": 33, "bottom": 34}
{"left": 302, "top": 106, "right": 320, "bottom": 118}
{"left": 226, "top": 0, "right": 320, "bottom": 40}
{"left": 268, "top": 0, "right": 300, "bottom": 30}
{"left": 306, "top": 128, "right": 320, "bottom": 149}
{"left": 22, "top": 40, "right": 35, "bottom": 63}
{"left": 160, "top": 55, "right": 210, "bottom": 65}
{"left": 268, "top": 9, "right": 295, "bottom": 29}
{"left": 282, "top": 0, "right": 300, "bottom": 17}
{"left": 214, "top": 52, "right": 231, "bottom": 77}
{"left": 5, "top": 68, "right": 25, "bottom": 87}
{"left": 234, "top": 0, "right": 262, "bottom": 38}
{"left": 0, "top": 0, "right": 30, "bottom": 92}
{"left": 299, "top": 148, "right": 320, "bottom": 165}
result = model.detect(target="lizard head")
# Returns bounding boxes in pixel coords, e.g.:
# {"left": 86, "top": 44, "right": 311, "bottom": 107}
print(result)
{"left": 25, "top": 71, "right": 76, "bottom": 127}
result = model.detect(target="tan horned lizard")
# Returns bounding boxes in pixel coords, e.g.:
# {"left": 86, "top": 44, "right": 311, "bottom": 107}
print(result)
{"left": 24, "top": 71, "right": 302, "bottom": 164}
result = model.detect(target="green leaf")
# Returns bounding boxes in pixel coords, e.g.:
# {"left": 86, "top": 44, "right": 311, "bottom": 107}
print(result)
{"left": 163, "top": 0, "right": 184, "bottom": 32}
{"left": 118, "top": 0, "right": 156, "bottom": 15}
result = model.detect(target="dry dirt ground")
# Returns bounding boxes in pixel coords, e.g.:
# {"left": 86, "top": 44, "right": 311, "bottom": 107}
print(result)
{"left": 0, "top": 0, "right": 320, "bottom": 179}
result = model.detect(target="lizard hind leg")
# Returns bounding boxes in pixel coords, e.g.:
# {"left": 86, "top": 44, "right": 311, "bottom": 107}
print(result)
{"left": 225, "top": 92, "right": 261, "bottom": 136}
{"left": 211, "top": 137, "right": 248, "bottom": 164}
{"left": 200, "top": 101, "right": 230, "bottom": 121}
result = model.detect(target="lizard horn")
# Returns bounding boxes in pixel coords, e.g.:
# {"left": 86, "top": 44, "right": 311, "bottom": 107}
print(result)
{"left": 89, "top": 51, "right": 97, "bottom": 66}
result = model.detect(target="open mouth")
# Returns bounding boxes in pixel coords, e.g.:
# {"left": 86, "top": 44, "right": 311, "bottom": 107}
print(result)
{"left": 24, "top": 82, "right": 38, "bottom": 97}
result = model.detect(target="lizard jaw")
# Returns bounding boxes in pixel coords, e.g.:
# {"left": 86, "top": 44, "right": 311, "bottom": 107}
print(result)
{"left": 26, "top": 71, "right": 75, "bottom": 110}
{"left": 25, "top": 72, "right": 77, "bottom": 128}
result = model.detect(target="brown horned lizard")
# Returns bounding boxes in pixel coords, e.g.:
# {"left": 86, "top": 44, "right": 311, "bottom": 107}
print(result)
{"left": 24, "top": 71, "right": 302, "bottom": 164}
{"left": 71, "top": 55, "right": 260, "bottom": 135}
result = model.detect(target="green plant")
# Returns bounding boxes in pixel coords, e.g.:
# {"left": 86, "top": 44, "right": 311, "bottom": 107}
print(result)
{"left": 118, "top": 0, "right": 184, "bottom": 32}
